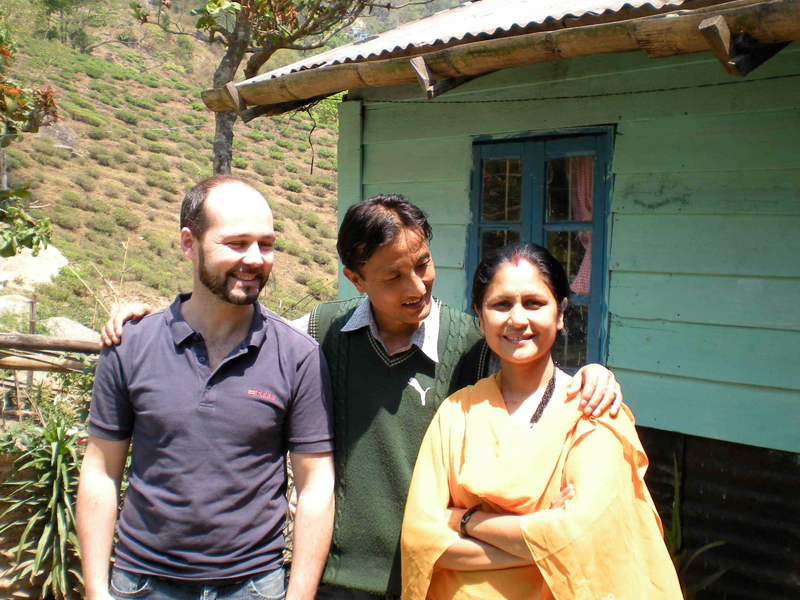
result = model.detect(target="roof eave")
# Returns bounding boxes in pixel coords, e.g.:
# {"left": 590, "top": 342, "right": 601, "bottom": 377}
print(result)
{"left": 202, "top": 0, "right": 800, "bottom": 118}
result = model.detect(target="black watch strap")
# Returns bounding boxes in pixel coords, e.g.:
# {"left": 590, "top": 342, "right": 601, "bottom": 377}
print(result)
{"left": 460, "top": 505, "right": 481, "bottom": 537}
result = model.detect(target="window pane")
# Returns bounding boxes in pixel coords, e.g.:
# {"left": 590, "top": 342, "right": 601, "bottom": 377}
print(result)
{"left": 480, "top": 229, "right": 520, "bottom": 260}
{"left": 552, "top": 303, "right": 588, "bottom": 371}
{"left": 546, "top": 156, "right": 594, "bottom": 223}
{"left": 481, "top": 159, "right": 522, "bottom": 222}
{"left": 546, "top": 230, "right": 592, "bottom": 296}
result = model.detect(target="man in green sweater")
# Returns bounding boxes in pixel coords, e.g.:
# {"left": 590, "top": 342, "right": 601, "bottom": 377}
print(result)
{"left": 301, "top": 195, "right": 621, "bottom": 600}
{"left": 101, "top": 193, "right": 621, "bottom": 600}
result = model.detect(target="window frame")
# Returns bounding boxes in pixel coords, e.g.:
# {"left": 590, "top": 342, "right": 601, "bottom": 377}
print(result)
{"left": 467, "top": 131, "right": 612, "bottom": 367}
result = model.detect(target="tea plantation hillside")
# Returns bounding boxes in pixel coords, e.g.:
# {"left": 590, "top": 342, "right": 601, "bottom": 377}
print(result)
{"left": 2, "top": 5, "right": 340, "bottom": 330}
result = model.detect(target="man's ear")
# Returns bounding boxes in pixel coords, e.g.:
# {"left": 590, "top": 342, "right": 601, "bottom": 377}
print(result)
{"left": 342, "top": 267, "right": 367, "bottom": 294}
{"left": 180, "top": 227, "right": 197, "bottom": 261}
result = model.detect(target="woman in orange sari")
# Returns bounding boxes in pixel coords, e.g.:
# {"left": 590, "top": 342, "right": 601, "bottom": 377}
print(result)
{"left": 401, "top": 243, "right": 681, "bottom": 600}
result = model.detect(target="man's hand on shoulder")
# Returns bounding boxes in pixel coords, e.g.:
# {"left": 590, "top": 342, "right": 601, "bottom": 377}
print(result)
{"left": 100, "top": 303, "right": 155, "bottom": 346}
{"left": 565, "top": 364, "right": 623, "bottom": 418}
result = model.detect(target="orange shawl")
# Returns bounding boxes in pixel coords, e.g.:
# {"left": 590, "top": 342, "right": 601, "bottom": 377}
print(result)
{"left": 401, "top": 372, "right": 681, "bottom": 600}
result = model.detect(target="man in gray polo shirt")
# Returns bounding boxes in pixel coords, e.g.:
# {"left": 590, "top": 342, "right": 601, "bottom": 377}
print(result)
{"left": 77, "top": 176, "right": 335, "bottom": 600}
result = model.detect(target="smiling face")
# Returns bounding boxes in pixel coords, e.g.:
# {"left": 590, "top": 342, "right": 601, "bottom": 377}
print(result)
{"left": 476, "top": 260, "right": 565, "bottom": 367}
{"left": 343, "top": 227, "right": 435, "bottom": 334}
{"left": 184, "top": 182, "right": 275, "bottom": 306}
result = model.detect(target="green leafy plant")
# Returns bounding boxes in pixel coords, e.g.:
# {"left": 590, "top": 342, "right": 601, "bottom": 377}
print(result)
{"left": 0, "top": 417, "right": 84, "bottom": 599}
{"left": 664, "top": 455, "right": 727, "bottom": 599}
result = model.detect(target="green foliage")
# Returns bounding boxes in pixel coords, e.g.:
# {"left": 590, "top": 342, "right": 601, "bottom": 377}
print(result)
{"left": 180, "top": 112, "right": 208, "bottom": 126}
{"left": 253, "top": 160, "right": 275, "bottom": 177}
{"left": 86, "top": 213, "right": 116, "bottom": 234}
{"left": 61, "top": 102, "right": 106, "bottom": 127}
{"left": 112, "top": 208, "right": 141, "bottom": 230}
{"left": 312, "top": 248, "right": 331, "bottom": 265}
{"left": 0, "top": 418, "right": 84, "bottom": 599}
{"left": 282, "top": 179, "right": 303, "bottom": 193}
{"left": 146, "top": 142, "right": 180, "bottom": 157}
{"left": 145, "top": 170, "right": 178, "bottom": 193}
{"left": 114, "top": 109, "right": 139, "bottom": 125}
{"left": 0, "top": 184, "right": 52, "bottom": 256}
{"left": 274, "top": 238, "right": 286, "bottom": 252}
{"left": 317, "top": 176, "right": 336, "bottom": 191}
{"left": 317, "top": 147, "right": 336, "bottom": 159}
{"left": 142, "top": 153, "right": 171, "bottom": 172}
{"left": 190, "top": 101, "right": 204, "bottom": 111}
{"left": 276, "top": 138, "right": 294, "bottom": 150}
{"left": 269, "top": 148, "right": 284, "bottom": 161}
{"left": 62, "top": 190, "right": 108, "bottom": 213}
{"left": 317, "top": 135, "right": 336, "bottom": 147}
{"left": 285, "top": 163, "right": 300, "bottom": 174}
{"left": 51, "top": 206, "right": 82, "bottom": 230}
{"left": 142, "top": 129, "right": 168, "bottom": 141}
{"left": 294, "top": 271, "right": 312, "bottom": 285}
{"left": 125, "top": 92, "right": 158, "bottom": 111}
{"left": 303, "top": 211, "right": 321, "bottom": 229}
{"left": 153, "top": 91, "right": 172, "bottom": 103}
{"left": 70, "top": 172, "right": 96, "bottom": 192}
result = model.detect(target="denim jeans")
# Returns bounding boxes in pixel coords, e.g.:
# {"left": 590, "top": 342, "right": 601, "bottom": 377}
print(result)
{"left": 109, "top": 565, "right": 287, "bottom": 600}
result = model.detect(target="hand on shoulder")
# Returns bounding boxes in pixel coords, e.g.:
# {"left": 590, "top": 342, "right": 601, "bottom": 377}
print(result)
{"left": 100, "top": 302, "right": 155, "bottom": 346}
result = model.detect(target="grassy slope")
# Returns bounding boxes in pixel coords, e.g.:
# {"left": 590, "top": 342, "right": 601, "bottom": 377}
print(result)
{"left": 3, "top": 2, "right": 339, "bottom": 330}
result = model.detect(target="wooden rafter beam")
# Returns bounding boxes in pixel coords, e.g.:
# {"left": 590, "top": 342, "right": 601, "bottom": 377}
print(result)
{"left": 700, "top": 14, "right": 790, "bottom": 76}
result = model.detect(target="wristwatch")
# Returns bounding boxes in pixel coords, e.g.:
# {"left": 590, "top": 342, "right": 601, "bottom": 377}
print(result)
{"left": 460, "top": 505, "right": 481, "bottom": 537}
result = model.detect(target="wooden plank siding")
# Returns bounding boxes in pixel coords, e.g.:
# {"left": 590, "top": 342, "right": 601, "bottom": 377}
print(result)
{"left": 340, "top": 41, "right": 800, "bottom": 451}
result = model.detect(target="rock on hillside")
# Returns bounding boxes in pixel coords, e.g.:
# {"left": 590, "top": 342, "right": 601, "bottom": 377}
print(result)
{"left": 0, "top": 246, "right": 68, "bottom": 291}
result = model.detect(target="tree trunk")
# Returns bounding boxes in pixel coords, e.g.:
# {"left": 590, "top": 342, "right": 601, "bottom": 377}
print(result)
{"left": 210, "top": 9, "right": 252, "bottom": 175}
{"left": 212, "top": 111, "right": 237, "bottom": 174}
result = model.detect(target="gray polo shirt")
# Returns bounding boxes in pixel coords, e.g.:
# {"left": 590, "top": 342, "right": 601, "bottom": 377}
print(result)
{"left": 89, "top": 293, "right": 334, "bottom": 580}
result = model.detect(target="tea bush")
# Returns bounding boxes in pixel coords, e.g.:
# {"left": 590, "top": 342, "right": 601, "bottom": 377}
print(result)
{"left": 114, "top": 109, "right": 139, "bottom": 125}
{"left": 86, "top": 214, "right": 116, "bottom": 234}
{"left": 253, "top": 160, "right": 276, "bottom": 177}
{"left": 282, "top": 179, "right": 303, "bottom": 193}
{"left": 112, "top": 208, "right": 141, "bottom": 230}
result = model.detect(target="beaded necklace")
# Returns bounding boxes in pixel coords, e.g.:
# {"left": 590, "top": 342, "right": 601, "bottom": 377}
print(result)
{"left": 529, "top": 372, "right": 557, "bottom": 427}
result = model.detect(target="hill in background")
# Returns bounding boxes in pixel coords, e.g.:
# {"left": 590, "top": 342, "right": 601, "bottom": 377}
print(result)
{"left": 2, "top": 0, "right": 340, "bottom": 331}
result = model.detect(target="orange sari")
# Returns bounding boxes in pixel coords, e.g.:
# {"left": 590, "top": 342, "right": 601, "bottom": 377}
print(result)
{"left": 401, "top": 371, "right": 681, "bottom": 600}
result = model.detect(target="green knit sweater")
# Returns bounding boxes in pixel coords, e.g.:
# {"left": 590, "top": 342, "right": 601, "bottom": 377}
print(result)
{"left": 309, "top": 298, "right": 490, "bottom": 595}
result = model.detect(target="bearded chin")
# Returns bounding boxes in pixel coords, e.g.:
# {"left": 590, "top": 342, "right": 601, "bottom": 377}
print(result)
{"left": 197, "top": 252, "right": 265, "bottom": 305}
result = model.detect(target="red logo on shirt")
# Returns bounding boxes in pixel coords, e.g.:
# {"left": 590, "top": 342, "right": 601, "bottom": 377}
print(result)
{"left": 248, "top": 389, "right": 277, "bottom": 401}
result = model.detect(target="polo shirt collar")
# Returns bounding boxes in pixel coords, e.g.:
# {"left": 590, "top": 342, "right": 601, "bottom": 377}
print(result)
{"left": 340, "top": 296, "right": 440, "bottom": 363}
{"left": 166, "top": 293, "right": 268, "bottom": 348}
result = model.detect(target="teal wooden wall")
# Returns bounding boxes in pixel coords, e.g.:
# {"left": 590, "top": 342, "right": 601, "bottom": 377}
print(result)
{"left": 336, "top": 43, "right": 800, "bottom": 452}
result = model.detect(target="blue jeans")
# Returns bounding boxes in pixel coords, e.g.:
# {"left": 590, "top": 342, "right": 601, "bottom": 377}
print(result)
{"left": 109, "top": 565, "right": 287, "bottom": 600}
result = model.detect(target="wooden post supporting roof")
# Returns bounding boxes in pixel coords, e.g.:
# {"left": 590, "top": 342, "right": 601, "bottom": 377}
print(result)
{"left": 202, "top": 0, "right": 800, "bottom": 116}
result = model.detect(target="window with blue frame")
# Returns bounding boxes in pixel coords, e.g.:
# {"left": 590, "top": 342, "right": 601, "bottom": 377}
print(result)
{"left": 467, "top": 134, "right": 610, "bottom": 371}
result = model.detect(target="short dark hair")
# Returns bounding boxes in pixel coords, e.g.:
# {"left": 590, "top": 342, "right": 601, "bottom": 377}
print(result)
{"left": 180, "top": 175, "right": 259, "bottom": 239}
{"left": 471, "top": 243, "right": 571, "bottom": 312}
{"left": 337, "top": 194, "right": 433, "bottom": 273}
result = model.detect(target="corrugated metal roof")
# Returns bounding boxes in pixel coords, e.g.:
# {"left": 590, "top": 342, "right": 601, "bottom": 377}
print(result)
{"left": 263, "top": 0, "right": 698, "bottom": 80}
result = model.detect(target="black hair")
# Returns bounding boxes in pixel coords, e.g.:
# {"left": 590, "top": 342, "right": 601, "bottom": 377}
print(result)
{"left": 180, "top": 175, "right": 260, "bottom": 239}
{"left": 336, "top": 194, "right": 433, "bottom": 273}
{"left": 471, "top": 243, "right": 571, "bottom": 312}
